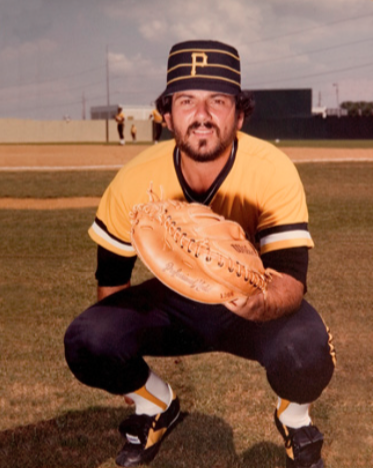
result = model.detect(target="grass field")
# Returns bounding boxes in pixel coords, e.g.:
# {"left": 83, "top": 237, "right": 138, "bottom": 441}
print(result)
{"left": 0, "top": 161, "right": 372, "bottom": 467}
{"left": 0, "top": 171, "right": 115, "bottom": 198}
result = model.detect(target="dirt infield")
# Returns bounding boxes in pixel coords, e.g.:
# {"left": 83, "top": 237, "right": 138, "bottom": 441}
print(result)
{"left": 0, "top": 144, "right": 149, "bottom": 170}
{"left": 0, "top": 197, "right": 101, "bottom": 210}
{"left": 0, "top": 144, "right": 372, "bottom": 209}
{"left": 0, "top": 144, "right": 372, "bottom": 169}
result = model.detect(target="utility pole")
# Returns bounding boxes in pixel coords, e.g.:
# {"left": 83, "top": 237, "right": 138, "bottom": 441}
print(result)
{"left": 82, "top": 92, "right": 86, "bottom": 120}
{"left": 106, "top": 45, "right": 111, "bottom": 143}
{"left": 333, "top": 83, "right": 340, "bottom": 116}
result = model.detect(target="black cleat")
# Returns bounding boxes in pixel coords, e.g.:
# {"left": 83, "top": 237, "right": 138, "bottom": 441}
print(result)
{"left": 116, "top": 391, "right": 180, "bottom": 467}
{"left": 275, "top": 411, "right": 324, "bottom": 468}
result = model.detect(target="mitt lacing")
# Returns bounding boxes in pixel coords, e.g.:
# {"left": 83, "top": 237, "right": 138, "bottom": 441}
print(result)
{"left": 130, "top": 200, "right": 276, "bottom": 295}
{"left": 157, "top": 208, "right": 270, "bottom": 293}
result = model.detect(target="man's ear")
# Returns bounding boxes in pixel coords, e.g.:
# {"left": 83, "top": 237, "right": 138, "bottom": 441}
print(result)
{"left": 236, "top": 111, "right": 244, "bottom": 131}
{"left": 163, "top": 113, "right": 173, "bottom": 132}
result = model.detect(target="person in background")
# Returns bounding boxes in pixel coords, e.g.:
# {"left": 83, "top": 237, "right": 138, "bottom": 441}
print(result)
{"left": 115, "top": 105, "right": 125, "bottom": 145}
{"left": 149, "top": 107, "right": 164, "bottom": 144}
{"left": 130, "top": 124, "right": 137, "bottom": 142}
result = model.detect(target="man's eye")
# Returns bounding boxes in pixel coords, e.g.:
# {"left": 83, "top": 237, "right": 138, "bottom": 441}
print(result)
{"left": 212, "top": 98, "right": 226, "bottom": 106}
{"left": 179, "top": 99, "right": 191, "bottom": 106}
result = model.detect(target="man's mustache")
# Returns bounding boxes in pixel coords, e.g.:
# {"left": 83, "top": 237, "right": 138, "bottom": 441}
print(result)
{"left": 187, "top": 122, "right": 220, "bottom": 136}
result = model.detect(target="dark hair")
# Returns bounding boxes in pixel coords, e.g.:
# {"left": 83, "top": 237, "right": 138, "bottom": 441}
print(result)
{"left": 155, "top": 90, "right": 255, "bottom": 120}
{"left": 235, "top": 90, "right": 255, "bottom": 120}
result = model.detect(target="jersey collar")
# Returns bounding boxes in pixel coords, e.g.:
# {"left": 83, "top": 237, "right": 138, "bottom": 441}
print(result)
{"left": 173, "top": 139, "right": 237, "bottom": 205}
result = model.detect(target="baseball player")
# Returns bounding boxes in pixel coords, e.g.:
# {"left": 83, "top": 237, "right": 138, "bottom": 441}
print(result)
{"left": 115, "top": 105, "right": 126, "bottom": 145}
{"left": 64, "top": 40, "right": 336, "bottom": 468}
{"left": 130, "top": 124, "right": 137, "bottom": 142}
{"left": 149, "top": 107, "right": 164, "bottom": 143}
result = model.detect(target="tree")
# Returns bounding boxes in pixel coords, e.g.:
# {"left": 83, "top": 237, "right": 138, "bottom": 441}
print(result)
{"left": 360, "top": 102, "right": 373, "bottom": 117}
{"left": 340, "top": 101, "right": 373, "bottom": 117}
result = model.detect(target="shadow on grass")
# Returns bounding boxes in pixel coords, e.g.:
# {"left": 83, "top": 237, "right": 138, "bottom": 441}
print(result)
{"left": 153, "top": 412, "right": 286, "bottom": 468}
{"left": 0, "top": 406, "right": 127, "bottom": 468}
{"left": 0, "top": 408, "right": 285, "bottom": 468}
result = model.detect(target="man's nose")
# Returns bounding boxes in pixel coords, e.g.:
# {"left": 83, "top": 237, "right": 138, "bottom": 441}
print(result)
{"left": 194, "top": 100, "right": 212, "bottom": 121}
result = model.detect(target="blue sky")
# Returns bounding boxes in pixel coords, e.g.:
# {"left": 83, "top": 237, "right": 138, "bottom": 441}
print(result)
{"left": 0, "top": 0, "right": 372, "bottom": 120}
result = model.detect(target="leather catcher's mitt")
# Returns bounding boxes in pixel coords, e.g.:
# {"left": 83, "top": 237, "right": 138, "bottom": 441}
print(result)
{"left": 130, "top": 198, "right": 276, "bottom": 304}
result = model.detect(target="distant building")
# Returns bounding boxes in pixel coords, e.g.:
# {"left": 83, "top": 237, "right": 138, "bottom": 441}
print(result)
{"left": 325, "top": 108, "right": 348, "bottom": 117}
{"left": 312, "top": 106, "right": 327, "bottom": 119}
{"left": 91, "top": 105, "right": 153, "bottom": 120}
{"left": 312, "top": 107, "right": 348, "bottom": 118}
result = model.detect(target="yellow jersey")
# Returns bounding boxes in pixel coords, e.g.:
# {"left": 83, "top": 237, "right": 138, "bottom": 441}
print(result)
{"left": 89, "top": 131, "right": 313, "bottom": 257}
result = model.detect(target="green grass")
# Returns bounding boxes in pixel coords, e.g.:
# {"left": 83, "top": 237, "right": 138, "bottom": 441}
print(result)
{"left": 1, "top": 158, "right": 373, "bottom": 201}
{"left": 1, "top": 163, "right": 373, "bottom": 467}
{"left": 0, "top": 171, "right": 117, "bottom": 198}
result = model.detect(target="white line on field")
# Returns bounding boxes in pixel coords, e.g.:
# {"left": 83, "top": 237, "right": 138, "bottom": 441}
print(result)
{"left": 292, "top": 158, "right": 373, "bottom": 163}
{"left": 0, "top": 165, "right": 124, "bottom": 171}
{"left": 0, "top": 159, "right": 372, "bottom": 171}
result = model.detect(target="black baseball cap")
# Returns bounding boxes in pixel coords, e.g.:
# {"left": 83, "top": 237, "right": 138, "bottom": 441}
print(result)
{"left": 161, "top": 40, "right": 241, "bottom": 97}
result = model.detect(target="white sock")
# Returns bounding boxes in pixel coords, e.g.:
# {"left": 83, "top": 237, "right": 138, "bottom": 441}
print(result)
{"left": 126, "top": 370, "right": 172, "bottom": 416}
{"left": 277, "top": 398, "right": 312, "bottom": 429}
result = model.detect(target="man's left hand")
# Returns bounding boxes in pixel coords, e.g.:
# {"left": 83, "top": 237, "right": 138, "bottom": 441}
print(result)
{"left": 224, "top": 273, "right": 304, "bottom": 322}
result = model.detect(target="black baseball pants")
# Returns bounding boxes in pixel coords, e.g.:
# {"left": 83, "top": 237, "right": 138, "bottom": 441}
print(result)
{"left": 117, "top": 123, "right": 124, "bottom": 140}
{"left": 64, "top": 279, "right": 335, "bottom": 404}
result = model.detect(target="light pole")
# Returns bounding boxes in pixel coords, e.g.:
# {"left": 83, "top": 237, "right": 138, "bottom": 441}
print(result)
{"left": 106, "top": 45, "right": 111, "bottom": 143}
{"left": 82, "top": 92, "right": 86, "bottom": 120}
{"left": 333, "top": 83, "right": 339, "bottom": 116}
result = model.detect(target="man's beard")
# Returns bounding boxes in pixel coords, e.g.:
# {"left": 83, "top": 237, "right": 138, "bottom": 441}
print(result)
{"left": 172, "top": 119, "right": 238, "bottom": 163}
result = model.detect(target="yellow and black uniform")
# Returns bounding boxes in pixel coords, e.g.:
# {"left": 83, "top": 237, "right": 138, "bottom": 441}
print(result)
{"left": 89, "top": 131, "right": 313, "bottom": 285}
{"left": 90, "top": 132, "right": 313, "bottom": 252}
{"left": 66, "top": 135, "right": 334, "bottom": 434}
{"left": 63, "top": 129, "right": 335, "bottom": 404}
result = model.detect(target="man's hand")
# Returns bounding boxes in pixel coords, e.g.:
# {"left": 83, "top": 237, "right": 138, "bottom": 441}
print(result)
{"left": 224, "top": 273, "right": 304, "bottom": 322}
